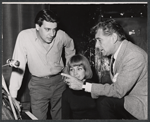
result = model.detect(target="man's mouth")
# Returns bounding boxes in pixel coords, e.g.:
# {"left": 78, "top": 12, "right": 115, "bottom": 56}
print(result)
{"left": 47, "top": 37, "right": 54, "bottom": 42}
{"left": 47, "top": 37, "right": 52, "bottom": 40}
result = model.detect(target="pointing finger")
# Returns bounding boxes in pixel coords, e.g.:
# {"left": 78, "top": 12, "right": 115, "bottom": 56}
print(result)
{"left": 61, "top": 73, "right": 72, "bottom": 78}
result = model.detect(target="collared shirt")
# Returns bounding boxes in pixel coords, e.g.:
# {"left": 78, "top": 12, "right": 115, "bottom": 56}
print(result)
{"left": 9, "top": 28, "right": 75, "bottom": 98}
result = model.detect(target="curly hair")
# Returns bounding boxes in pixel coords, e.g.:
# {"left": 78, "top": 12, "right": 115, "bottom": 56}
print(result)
{"left": 91, "top": 19, "right": 126, "bottom": 41}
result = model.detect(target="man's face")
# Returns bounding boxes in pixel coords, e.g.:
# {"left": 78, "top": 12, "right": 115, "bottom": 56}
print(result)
{"left": 95, "top": 28, "right": 114, "bottom": 56}
{"left": 36, "top": 20, "right": 57, "bottom": 44}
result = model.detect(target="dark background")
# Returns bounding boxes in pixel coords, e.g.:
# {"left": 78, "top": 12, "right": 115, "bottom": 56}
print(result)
{"left": 2, "top": 3, "right": 147, "bottom": 113}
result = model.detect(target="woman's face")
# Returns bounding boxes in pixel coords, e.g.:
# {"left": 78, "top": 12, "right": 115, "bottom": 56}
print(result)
{"left": 69, "top": 65, "right": 86, "bottom": 81}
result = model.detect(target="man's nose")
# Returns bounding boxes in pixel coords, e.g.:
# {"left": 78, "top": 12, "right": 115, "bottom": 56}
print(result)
{"left": 96, "top": 40, "right": 102, "bottom": 49}
{"left": 49, "top": 30, "right": 55, "bottom": 36}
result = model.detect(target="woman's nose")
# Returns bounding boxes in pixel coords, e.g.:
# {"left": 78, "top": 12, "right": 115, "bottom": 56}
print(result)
{"left": 74, "top": 70, "right": 78, "bottom": 76}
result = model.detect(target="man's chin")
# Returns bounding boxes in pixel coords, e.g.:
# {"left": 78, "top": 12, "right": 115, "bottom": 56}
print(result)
{"left": 102, "top": 52, "right": 106, "bottom": 56}
{"left": 46, "top": 38, "right": 53, "bottom": 43}
{"left": 102, "top": 52, "right": 109, "bottom": 57}
{"left": 46, "top": 40, "right": 52, "bottom": 44}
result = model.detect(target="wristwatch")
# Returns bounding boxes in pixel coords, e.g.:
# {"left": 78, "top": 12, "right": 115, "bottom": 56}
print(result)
{"left": 82, "top": 82, "right": 86, "bottom": 91}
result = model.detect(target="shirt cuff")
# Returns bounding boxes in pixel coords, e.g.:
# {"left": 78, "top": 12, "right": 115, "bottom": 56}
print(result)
{"left": 84, "top": 82, "right": 92, "bottom": 92}
{"left": 10, "top": 90, "right": 17, "bottom": 98}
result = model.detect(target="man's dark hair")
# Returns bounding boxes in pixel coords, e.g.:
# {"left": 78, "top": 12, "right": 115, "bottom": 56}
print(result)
{"left": 91, "top": 19, "right": 126, "bottom": 41}
{"left": 34, "top": 9, "right": 59, "bottom": 27}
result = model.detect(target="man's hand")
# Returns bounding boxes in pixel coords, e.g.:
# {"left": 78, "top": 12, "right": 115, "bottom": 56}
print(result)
{"left": 62, "top": 66, "right": 68, "bottom": 74}
{"left": 61, "top": 73, "right": 83, "bottom": 90}
{"left": 11, "top": 97, "right": 22, "bottom": 112}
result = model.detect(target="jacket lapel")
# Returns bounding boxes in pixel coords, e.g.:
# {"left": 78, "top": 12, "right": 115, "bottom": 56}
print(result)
{"left": 114, "top": 40, "right": 128, "bottom": 74}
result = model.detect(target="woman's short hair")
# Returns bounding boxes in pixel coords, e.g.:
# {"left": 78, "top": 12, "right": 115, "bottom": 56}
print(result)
{"left": 34, "top": 9, "right": 59, "bottom": 27}
{"left": 67, "top": 54, "right": 93, "bottom": 79}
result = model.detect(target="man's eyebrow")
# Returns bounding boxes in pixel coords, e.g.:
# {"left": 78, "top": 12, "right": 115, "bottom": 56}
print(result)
{"left": 44, "top": 27, "right": 50, "bottom": 29}
{"left": 95, "top": 37, "right": 101, "bottom": 40}
{"left": 44, "top": 27, "right": 57, "bottom": 30}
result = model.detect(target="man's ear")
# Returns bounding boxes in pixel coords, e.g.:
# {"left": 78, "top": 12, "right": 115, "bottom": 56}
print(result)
{"left": 35, "top": 24, "right": 40, "bottom": 31}
{"left": 112, "top": 33, "right": 118, "bottom": 43}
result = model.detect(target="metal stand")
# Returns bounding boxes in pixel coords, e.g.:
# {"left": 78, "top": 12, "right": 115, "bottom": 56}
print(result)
{"left": 2, "top": 75, "right": 18, "bottom": 120}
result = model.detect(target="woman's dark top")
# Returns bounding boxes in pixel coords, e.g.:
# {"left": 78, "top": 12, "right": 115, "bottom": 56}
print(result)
{"left": 62, "top": 80, "right": 98, "bottom": 119}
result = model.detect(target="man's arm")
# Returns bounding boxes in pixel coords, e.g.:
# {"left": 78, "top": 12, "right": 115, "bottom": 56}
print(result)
{"left": 9, "top": 31, "right": 27, "bottom": 98}
{"left": 91, "top": 53, "right": 146, "bottom": 99}
{"left": 63, "top": 33, "right": 76, "bottom": 64}
{"left": 61, "top": 52, "right": 146, "bottom": 100}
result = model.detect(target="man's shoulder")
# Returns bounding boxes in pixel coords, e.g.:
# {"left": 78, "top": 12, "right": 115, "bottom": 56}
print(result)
{"left": 17, "top": 28, "right": 36, "bottom": 44}
{"left": 55, "top": 29, "right": 72, "bottom": 42}
{"left": 120, "top": 41, "right": 147, "bottom": 65}
{"left": 126, "top": 41, "right": 147, "bottom": 57}
{"left": 57, "top": 29, "right": 71, "bottom": 38}
{"left": 121, "top": 40, "right": 146, "bottom": 57}
{"left": 19, "top": 28, "right": 36, "bottom": 36}
{"left": 57, "top": 29, "right": 67, "bottom": 36}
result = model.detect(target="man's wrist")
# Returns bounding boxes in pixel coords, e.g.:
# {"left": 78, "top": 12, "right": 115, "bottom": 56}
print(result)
{"left": 82, "top": 82, "right": 92, "bottom": 92}
{"left": 82, "top": 82, "right": 86, "bottom": 90}
{"left": 10, "top": 90, "right": 17, "bottom": 98}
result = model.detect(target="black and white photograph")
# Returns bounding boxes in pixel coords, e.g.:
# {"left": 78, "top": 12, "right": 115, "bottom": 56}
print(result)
{"left": 2, "top": 2, "right": 148, "bottom": 120}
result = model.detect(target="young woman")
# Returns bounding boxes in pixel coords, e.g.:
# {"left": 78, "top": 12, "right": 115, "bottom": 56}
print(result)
{"left": 62, "top": 54, "right": 98, "bottom": 119}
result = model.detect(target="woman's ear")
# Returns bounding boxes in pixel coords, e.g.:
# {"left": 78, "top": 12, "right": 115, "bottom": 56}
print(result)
{"left": 35, "top": 24, "right": 40, "bottom": 31}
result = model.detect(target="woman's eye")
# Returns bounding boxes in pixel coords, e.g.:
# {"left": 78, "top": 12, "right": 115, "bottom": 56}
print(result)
{"left": 78, "top": 68, "right": 83, "bottom": 70}
{"left": 70, "top": 68, "right": 73, "bottom": 71}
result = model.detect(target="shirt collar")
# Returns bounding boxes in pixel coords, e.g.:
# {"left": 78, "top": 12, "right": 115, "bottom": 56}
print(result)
{"left": 113, "top": 41, "right": 123, "bottom": 60}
